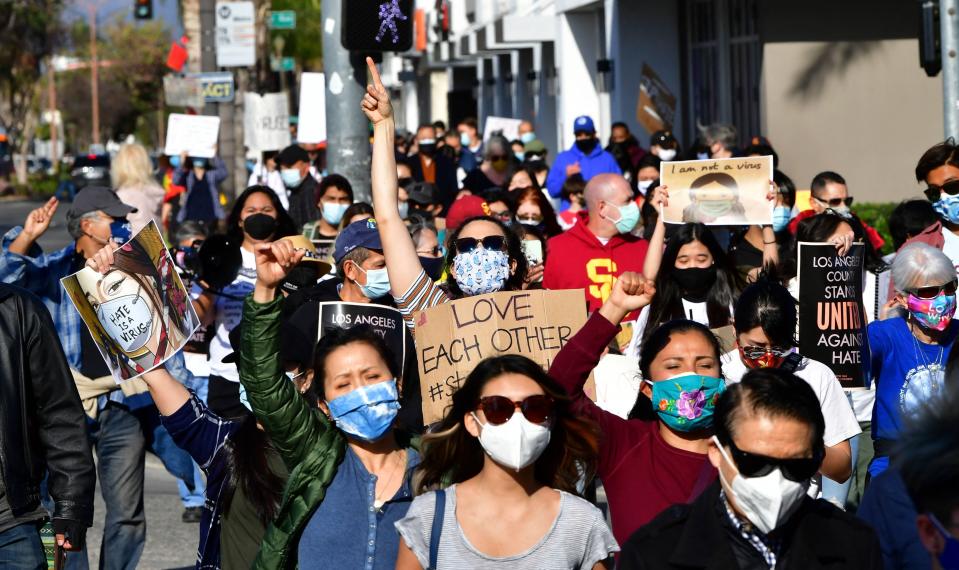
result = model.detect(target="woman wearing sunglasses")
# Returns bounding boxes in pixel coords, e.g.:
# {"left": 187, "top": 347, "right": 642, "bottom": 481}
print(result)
{"left": 362, "top": 58, "right": 527, "bottom": 331}
{"left": 395, "top": 355, "right": 618, "bottom": 569}
{"left": 619, "top": 369, "right": 883, "bottom": 569}
{"left": 721, "top": 279, "right": 860, "bottom": 504}
{"left": 547, "top": 272, "right": 729, "bottom": 546}
{"left": 868, "top": 242, "right": 959, "bottom": 478}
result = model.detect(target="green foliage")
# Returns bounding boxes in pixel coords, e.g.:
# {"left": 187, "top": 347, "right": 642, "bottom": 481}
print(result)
{"left": 851, "top": 202, "right": 897, "bottom": 255}
{"left": 271, "top": 0, "right": 323, "bottom": 69}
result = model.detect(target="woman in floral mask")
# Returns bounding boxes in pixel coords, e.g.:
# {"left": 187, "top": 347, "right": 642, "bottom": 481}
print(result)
{"left": 548, "top": 271, "right": 726, "bottom": 546}
{"left": 868, "top": 242, "right": 958, "bottom": 478}
{"left": 361, "top": 58, "right": 527, "bottom": 331}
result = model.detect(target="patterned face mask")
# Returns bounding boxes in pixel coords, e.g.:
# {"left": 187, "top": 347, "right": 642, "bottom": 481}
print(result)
{"left": 646, "top": 373, "right": 725, "bottom": 432}
{"left": 907, "top": 292, "right": 957, "bottom": 331}
{"left": 935, "top": 193, "right": 959, "bottom": 225}
{"left": 326, "top": 379, "right": 401, "bottom": 442}
{"left": 452, "top": 248, "right": 509, "bottom": 296}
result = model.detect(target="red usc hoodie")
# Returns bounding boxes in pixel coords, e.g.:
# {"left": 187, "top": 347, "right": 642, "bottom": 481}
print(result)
{"left": 543, "top": 218, "right": 649, "bottom": 317}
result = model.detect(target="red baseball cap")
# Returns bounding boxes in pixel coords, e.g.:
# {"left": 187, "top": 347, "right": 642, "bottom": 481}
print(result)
{"left": 445, "top": 195, "right": 492, "bottom": 232}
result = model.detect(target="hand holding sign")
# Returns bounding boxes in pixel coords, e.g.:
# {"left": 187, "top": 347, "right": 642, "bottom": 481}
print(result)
{"left": 362, "top": 57, "right": 393, "bottom": 125}
{"left": 86, "top": 244, "right": 118, "bottom": 274}
{"left": 254, "top": 240, "right": 305, "bottom": 290}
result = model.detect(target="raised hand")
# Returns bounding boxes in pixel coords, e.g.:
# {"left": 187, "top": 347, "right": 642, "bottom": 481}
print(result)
{"left": 253, "top": 240, "right": 305, "bottom": 291}
{"left": 23, "top": 197, "right": 59, "bottom": 241}
{"left": 600, "top": 271, "right": 656, "bottom": 325}
{"left": 361, "top": 56, "right": 393, "bottom": 125}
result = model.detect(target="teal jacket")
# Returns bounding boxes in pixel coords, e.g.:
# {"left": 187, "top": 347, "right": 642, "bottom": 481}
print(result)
{"left": 238, "top": 295, "right": 347, "bottom": 569}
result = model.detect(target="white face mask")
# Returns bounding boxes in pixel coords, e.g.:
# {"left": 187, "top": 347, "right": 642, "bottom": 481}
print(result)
{"left": 96, "top": 292, "right": 154, "bottom": 352}
{"left": 713, "top": 436, "right": 810, "bottom": 534}
{"left": 657, "top": 148, "right": 677, "bottom": 161}
{"left": 471, "top": 411, "right": 551, "bottom": 472}
{"left": 638, "top": 179, "right": 655, "bottom": 194}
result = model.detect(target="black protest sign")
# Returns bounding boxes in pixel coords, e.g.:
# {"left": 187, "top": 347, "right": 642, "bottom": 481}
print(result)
{"left": 797, "top": 242, "right": 867, "bottom": 388}
{"left": 318, "top": 302, "right": 406, "bottom": 375}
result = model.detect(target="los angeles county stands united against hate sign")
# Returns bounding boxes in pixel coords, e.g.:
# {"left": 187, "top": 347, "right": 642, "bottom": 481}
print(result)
{"left": 414, "top": 289, "right": 589, "bottom": 425}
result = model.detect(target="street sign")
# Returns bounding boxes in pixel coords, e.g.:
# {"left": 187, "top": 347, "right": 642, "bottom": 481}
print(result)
{"left": 215, "top": 1, "right": 256, "bottom": 67}
{"left": 270, "top": 57, "right": 295, "bottom": 72}
{"left": 189, "top": 72, "right": 236, "bottom": 103}
{"left": 268, "top": 10, "right": 296, "bottom": 30}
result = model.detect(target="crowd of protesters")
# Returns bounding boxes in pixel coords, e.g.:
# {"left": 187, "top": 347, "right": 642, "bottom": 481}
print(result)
{"left": 0, "top": 56, "right": 956, "bottom": 570}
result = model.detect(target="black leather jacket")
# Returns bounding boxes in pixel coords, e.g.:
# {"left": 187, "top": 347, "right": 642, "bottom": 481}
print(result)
{"left": 0, "top": 283, "right": 95, "bottom": 529}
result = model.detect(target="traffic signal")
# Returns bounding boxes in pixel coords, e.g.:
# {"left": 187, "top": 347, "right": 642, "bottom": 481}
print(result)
{"left": 920, "top": 0, "right": 941, "bottom": 77}
{"left": 342, "top": 0, "right": 413, "bottom": 52}
{"left": 134, "top": 0, "right": 153, "bottom": 20}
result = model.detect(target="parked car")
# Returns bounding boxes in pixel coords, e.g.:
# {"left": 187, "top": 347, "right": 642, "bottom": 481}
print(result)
{"left": 70, "top": 153, "right": 111, "bottom": 190}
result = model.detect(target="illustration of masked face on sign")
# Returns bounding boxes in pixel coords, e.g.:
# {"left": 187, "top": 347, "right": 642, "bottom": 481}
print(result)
{"left": 62, "top": 221, "right": 199, "bottom": 383}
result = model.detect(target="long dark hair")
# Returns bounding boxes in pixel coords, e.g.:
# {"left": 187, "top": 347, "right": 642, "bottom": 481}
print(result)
{"left": 645, "top": 223, "right": 741, "bottom": 338}
{"left": 415, "top": 355, "right": 599, "bottom": 495}
{"left": 221, "top": 414, "right": 286, "bottom": 526}
{"left": 629, "top": 320, "right": 723, "bottom": 420}
{"left": 441, "top": 216, "right": 528, "bottom": 298}
{"left": 782, "top": 212, "right": 887, "bottom": 280}
{"left": 227, "top": 185, "right": 298, "bottom": 243}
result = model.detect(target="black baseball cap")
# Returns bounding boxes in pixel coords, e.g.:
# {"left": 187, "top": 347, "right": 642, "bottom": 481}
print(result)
{"left": 68, "top": 186, "right": 137, "bottom": 218}
{"left": 276, "top": 145, "right": 310, "bottom": 167}
{"left": 650, "top": 130, "right": 678, "bottom": 148}
{"left": 407, "top": 181, "right": 436, "bottom": 205}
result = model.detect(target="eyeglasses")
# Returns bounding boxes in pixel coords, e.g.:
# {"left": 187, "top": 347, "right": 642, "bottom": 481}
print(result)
{"left": 416, "top": 246, "right": 442, "bottom": 257}
{"left": 455, "top": 235, "right": 507, "bottom": 253}
{"left": 476, "top": 394, "right": 555, "bottom": 425}
{"left": 924, "top": 179, "right": 959, "bottom": 202}
{"left": 813, "top": 196, "right": 854, "bottom": 208}
{"left": 517, "top": 214, "right": 543, "bottom": 224}
{"left": 490, "top": 209, "right": 512, "bottom": 222}
{"left": 739, "top": 345, "right": 792, "bottom": 360}
{"left": 726, "top": 438, "right": 822, "bottom": 482}
{"left": 909, "top": 280, "right": 959, "bottom": 300}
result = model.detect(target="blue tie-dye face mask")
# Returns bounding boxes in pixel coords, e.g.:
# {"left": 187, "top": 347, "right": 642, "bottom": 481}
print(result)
{"left": 326, "top": 379, "right": 400, "bottom": 442}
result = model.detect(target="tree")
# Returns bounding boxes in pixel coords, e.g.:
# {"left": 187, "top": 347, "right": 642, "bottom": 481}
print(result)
{"left": 0, "top": 0, "right": 64, "bottom": 182}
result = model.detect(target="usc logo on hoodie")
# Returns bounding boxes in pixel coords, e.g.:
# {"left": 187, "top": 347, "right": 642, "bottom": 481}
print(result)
{"left": 587, "top": 258, "right": 617, "bottom": 301}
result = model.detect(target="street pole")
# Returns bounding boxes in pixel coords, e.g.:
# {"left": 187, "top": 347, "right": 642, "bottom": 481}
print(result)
{"left": 48, "top": 62, "right": 58, "bottom": 169}
{"left": 942, "top": 0, "right": 959, "bottom": 139}
{"left": 200, "top": 0, "right": 217, "bottom": 115}
{"left": 88, "top": 3, "right": 100, "bottom": 147}
{"left": 322, "top": 0, "right": 372, "bottom": 202}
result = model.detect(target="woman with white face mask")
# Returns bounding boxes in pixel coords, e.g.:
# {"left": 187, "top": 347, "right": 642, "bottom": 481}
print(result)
{"left": 619, "top": 369, "right": 883, "bottom": 569}
{"left": 394, "top": 355, "right": 618, "bottom": 569}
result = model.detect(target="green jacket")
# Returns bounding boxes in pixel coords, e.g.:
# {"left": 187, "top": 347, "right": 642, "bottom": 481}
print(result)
{"left": 238, "top": 295, "right": 347, "bottom": 570}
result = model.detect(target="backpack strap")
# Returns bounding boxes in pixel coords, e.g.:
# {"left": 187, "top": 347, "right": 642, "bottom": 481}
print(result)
{"left": 428, "top": 490, "right": 446, "bottom": 570}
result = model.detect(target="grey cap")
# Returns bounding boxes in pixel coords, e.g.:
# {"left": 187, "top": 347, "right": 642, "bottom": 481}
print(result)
{"left": 68, "top": 186, "right": 137, "bottom": 218}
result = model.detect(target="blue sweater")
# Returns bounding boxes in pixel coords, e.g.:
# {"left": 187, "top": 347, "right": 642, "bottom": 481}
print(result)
{"left": 545, "top": 143, "right": 621, "bottom": 206}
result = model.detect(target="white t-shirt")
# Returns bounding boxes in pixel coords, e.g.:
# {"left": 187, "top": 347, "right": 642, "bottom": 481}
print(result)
{"left": 625, "top": 300, "right": 711, "bottom": 358}
{"left": 942, "top": 226, "right": 959, "bottom": 271}
{"left": 203, "top": 247, "right": 257, "bottom": 382}
{"left": 248, "top": 166, "right": 289, "bottom": 211}
{"left": 593, "top": 354, "right": 641, "bottom": 419}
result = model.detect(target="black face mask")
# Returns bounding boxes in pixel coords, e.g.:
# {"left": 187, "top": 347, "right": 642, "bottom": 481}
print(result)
{"left": 575, "top": 138, "right": 598, "bottom": 154}
{"left": 419, "top": 143, "right": 436, "bottom": 157}
{"left": 280, "top": 263, "right": 319, "bottom": 294}
{"left": 242, "top": 213, "right": 277, "bottom": 240}
{"left": 419, "top": 256, "right": 445, "bottom": 281}
{"left": 398, "top": 176, "right": 414, "bottom": 189}
{"left": 672, "top": 265, "right": 718, "bottom": 300}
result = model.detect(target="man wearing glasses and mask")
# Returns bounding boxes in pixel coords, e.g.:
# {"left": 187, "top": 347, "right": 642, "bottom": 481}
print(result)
{"left": 916, "top": 140, "right": 959, "bottom": 271}
{"left": 788, "top": 171, "right": 886, "bottom": 251}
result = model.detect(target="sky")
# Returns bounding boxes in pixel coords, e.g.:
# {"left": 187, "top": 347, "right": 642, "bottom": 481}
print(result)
{"left": 64, "top": 0, "right": 183, "bottom": 39}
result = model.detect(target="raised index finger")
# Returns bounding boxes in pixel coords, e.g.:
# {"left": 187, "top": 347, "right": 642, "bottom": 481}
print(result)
{"left": 366, "top": 56, "right": 384, "bottom": 90}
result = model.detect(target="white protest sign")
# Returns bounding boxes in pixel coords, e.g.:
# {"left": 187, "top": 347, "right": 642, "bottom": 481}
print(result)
{"left": 244, "top": 92, "right": 291, "bottom": 152}
{"left": 297, "top": 72, "right": 327, "bottom": 143}
{"left": 483, "top": 116, "right": 522, "bottom": 142}
{"left": 164, "top": 114, "right": 220, "bottom": 158}
{"left": 215, "top": 1, "right": 256, "bottom": 68}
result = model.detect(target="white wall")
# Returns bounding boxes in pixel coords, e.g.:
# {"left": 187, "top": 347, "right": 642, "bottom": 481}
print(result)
{"left": 556, "top": 9, "right": 603, "bottom": 150}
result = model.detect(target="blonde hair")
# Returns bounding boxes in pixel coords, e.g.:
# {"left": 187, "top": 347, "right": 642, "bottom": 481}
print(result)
{"left": 111, "top": 143, "right": 157, "bottom": 189}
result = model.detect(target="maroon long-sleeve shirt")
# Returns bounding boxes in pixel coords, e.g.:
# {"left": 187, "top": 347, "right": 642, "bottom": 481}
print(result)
{"left": 548, "top": 312, "right": 717, "bottom": 546}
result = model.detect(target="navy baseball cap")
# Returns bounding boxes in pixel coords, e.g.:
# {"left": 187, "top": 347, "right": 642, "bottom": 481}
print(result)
{"left": 573, "top": 115, "right": 596, "bottom": 134}
{"left": 333, "top": 218, "right": 382, "bottom": 262}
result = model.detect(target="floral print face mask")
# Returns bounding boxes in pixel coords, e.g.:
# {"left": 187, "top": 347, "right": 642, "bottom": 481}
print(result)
{"left": 646, "top": 373, "right": 725, "bottom": 432}
{"left": 452, "top": 248, "right": 510, "bottom": 296}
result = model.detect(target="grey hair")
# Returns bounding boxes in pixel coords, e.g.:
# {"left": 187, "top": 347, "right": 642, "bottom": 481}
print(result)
{"left": 484, "top": 135, "right": 510, "bottom": 161}
{"left": 891, "top": 242, "right": 957, "bottom": 293}
{"left": 174, "top": 221, "right": 208, "bottom": 245}
{"left": 699, "top": 123, "right": 738, "bottom": 149}
{"left": 66, "top": 211, "right": 102, "bottom": 240}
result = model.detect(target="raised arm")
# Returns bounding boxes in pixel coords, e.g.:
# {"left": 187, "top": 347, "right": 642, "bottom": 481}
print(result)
{"left": 363, "top": 57, "right": 425, "bottom": 297}
{"left": 141, "top": 365, "right": 191, "bottom": 416}
{"left": 643, "top": 186, "right": 668, "bottom": 281}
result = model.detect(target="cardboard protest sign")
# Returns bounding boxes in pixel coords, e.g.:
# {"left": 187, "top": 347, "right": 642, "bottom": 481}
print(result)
{"left": 244, "top": 92, "right": 291, "bottom": 151}
{"left": 482, "top": 116, "right": 522, "bottom": 143}
{"left": 318, "top": 303, "right": 406, "bottom": 374}
{"left": 636, "top": 63, "right": 676, "bottom": 134}
{"left": 415, "top": 289, "right": 587, "bottom": 424}
{"left": 660, "top": 156, "right": 773, "bottom": 225}
{"left": 797, "top": 242, "right": 867, "bottom": 389}
{"left": 164, "top": 113, "right": 220, "bottom": 158}
{"left": 163, "top": 75, "right": 204, "bottom": 108}
{"left": 298, "top": 72, "right": 327, "bottom": 143}
{"left": 61, "top": 221, "right": 200, "bottom": 384}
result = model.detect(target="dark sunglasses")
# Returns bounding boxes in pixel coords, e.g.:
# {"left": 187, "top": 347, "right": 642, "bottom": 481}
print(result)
{"left": 490, "top": 209, "right": 512, "bottom": 221}
{"left": 814, "top": 196, "right": 854, "bottom": 208}
{"left": 739, "top": 345, "right": 792, "bottom": 360}
{"left": 455, "top": 235, "right": 507, "bottom": 253}
{"left": 727, "top": 439, "right": 822, "bottom": 482}
{"left": 909, "top": 280, "right": 959, "bottom": 300}
{"left": 517, "top": 214, "right": 544, "bottom": 223}
{"left": 416, "top": 246, "right": 441, "bottom": 257}
{"left": 477, "top": 395, "right": 554, "bottom": 425}
{"left": 924, "top": 180, "right": 959, "bottom": 202}
{"left": 489, "top": 155, "right": 508, "bottom": 161}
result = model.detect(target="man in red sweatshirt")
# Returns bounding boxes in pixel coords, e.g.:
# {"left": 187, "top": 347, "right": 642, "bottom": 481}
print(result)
{"left": 544, "top": 173, "right": 649, "bottom": 318}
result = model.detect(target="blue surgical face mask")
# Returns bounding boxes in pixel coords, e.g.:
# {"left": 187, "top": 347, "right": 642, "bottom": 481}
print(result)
{"left": 520, "top": 132, "right": 536, "bottom": 144}
{"left": 514, "top": 151, "right": 525, "bottom": 162}
{"left": 322, "top": 202, "right": 349, "bottom": 226}
{"left": 645, "top": 373, "right": 725, "bottom": 432}
{"left": 935, "top": 194, "right": 959, "bottom": 225}
{"left": 772, "top": 206, "right": 792, "bottom": 232}
{"left": 193, "top": 158, "right": 207, "bottom": 169}
{"left": 460, "top": 132, "right": 472, "bottom": 147}
{"left": 110, "top": 219, "right": 133, "bottom": 245}
{"left": 280, "top": 168, "right": 303, "bottom": 189}
{"left": 169, "top": 155, "right": 181, "bottom": 168}
{"left": 326, "top": 380, "right": 401, "bottom": 442}
{"left": 398, "top": 201, "right": 409, "bottom": 219}
{"left": 931, "top": 514, "right": 959, "bottom": 570}
{"left": 354, "top": 264, "right": 391, "bottom": 299}
{"left": 607, "top": 200, "right": 640, "bottom": 234}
